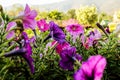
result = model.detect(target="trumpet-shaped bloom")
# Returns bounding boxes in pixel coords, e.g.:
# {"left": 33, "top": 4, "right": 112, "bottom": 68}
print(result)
{"left": 4, "top": 32, "right": 34, "bottom": 74}
{"left": 37, "top": 19, "right": 49, "bottom": 32}
{"left": 17, "top": 4, "right": 37, "bottom": 30}
{"left": 22, "top": 32, "right": 34, "bottom": 74}
{"left": 74, "top": 55, "right": 107, "bottom": 80}
{"left": 59, "top": 47, "right": 82, "bottom": 70}
{"left": 44, "top": 21, "right": 66, "bottom": 43}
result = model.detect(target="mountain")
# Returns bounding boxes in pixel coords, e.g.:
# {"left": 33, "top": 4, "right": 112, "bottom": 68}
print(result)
{"left": 4, "top": 0, "right": 120, "bottom": 14}
{"left": 32, "top": 0, "right": 120, "bottom": 14}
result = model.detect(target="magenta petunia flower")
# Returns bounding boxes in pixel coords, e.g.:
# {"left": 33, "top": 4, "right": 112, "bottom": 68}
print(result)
{"left": 66, "top": 24, "right": 84, "bottom": 36}
{"left": 59, "top": 47, "right": 82, "bottom": 70}
{"left": 17, "top": 4, "right": 37, "bottom": 30}
{"left": 44, "top": 21, "right": 66, "bottom": 43}
{"left": 74, "top": 55, "right": 107, "bottom": 80}
{"left": 37, "top": 19, "right": 49, "bottom": 32}
{"left": 45, "top": 40, "right": 70, "bottom": 54}
{"left": 6, "top": 22, "right": 16, "bottom": 39}
{"left": 55, "top": 41, "right": 70, "bottom": 54}
{"left": 66, "top": 24, "right": 84, "bottom": 42}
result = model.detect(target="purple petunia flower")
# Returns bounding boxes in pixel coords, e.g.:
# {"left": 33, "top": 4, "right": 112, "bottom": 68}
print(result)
{"left": 22, "top": 32, "right": 34, "bottom": 74}
{"left": 37, "top": 19, "right": 49, "bottom": 32}
{"left": 66, "top": 24, "right": 84, "bottom": 42}
{"left": 74, "top": 55, "right": 107, "bottom": 80}
{"left": 59, "top": 47, "right": 82, "bottom": 70}
{"left": 17, "top": 4, "right": 37, "bottom": 30}
{"left": 4, "top": 32, "right": 35, "bottom": 74}
{"left": 44, "top": 21, "right": 66, "bottom": 43}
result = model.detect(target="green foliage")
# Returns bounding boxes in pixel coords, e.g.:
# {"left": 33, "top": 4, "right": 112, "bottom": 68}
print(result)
{"left": 0, "top": 5, "right": 120, "bottom": 80}
{"left": 76, "top": 6, "right": 98, "bottom": 27}
{"left": 98, "top": 12, "right": 112, "bottom": 22}
{"left": 67, "top": 9, "right": 76, "bottom": 19}
{"left": 37, "top": 11, "right": 49, "bottom": 20}
{"left": 48, "top": 10, "right": 64, "bottom": 20}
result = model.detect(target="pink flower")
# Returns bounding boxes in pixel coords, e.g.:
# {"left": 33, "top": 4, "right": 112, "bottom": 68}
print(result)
{"left": 6, "top": 22, "right": 16, "bottom": 39}
{"left": 66, "top": 24, "right": 84, "bottom": 42}
{"left": 45, "top": 40, "right": 70, "bottom": 54}
{"left": 74, "top": 55, "right": 107, "bottom": 80}
{"left": 17, "top": 4, "right": 37, "bottom": 30}
{"left": 37, "top": 19, "right": 49, "bottom": 32}
{"left": 66, "top": 24, "right": 84, "bottom": 36}
{"left": 55, "top": 41, "right": 70, "bottom": 54}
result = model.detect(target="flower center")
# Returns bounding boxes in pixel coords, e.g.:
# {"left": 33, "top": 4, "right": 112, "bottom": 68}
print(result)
{"left": 72, "top": 26, "right": 77, "bottom": 31}
{"left": 41, "top": 26, "right": 44, "bottom": 29}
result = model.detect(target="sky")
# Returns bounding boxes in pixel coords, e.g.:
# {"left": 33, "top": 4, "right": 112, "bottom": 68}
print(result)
{"left": 0, "top": 0, "right": 65, "bottom": 7}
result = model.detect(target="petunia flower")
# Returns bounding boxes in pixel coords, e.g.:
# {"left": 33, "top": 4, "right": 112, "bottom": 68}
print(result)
{"left": 16, "top": 4, "right": 37, "bottom": 30}
{"left": 4, "top": 32, "right": 34, "bottom": 74}
{"left": 44, "top": 21, "right": 66, "bottom": 43}
{"left": 66, "top": 24, "right": 84, "bottom": 36}
{"left": 6, "top": 21, "right": 16, "bottom": 39}
{"left": 55, "top": 41, "right": 70, "bottom": 54}
{"left": 66, "top": 24, "right": 84, "bottom": 42}
{"left": 59, "top": 47, "right": 82, "bottom": 70}
{"left": 74, "top": 55, "right": 107, "bottom": 80}
{"left": 81, "top": 29, "right": 101, "bottom": 49}
{"left": 37, "top": 19, "right": 49, "bottom": 32}
{"left": 21, "top": 32, "right": 34, "bottom": 74}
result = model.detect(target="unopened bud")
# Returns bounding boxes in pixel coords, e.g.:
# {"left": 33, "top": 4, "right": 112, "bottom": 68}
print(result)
{"left": 0, "top": 5, "right": 3, "bottom": 13}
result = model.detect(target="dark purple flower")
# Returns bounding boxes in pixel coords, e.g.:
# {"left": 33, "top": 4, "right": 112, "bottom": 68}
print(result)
{"left": 105, "top": 27, "right": 110, "bottom": 34}
{"left": 59, "top": 47, "right": 82, "bottom": 70}
{"left": 4, "top": 32, "right": 34, "bottom": 74}
{"left": 74, "top": 55, "right": 107, "bottom": 80}
{"left": 44, "top": 21, "right": 66, "bottom": 43}
{"left": 22, "top": 32, "right": 34, "bottom": 74}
